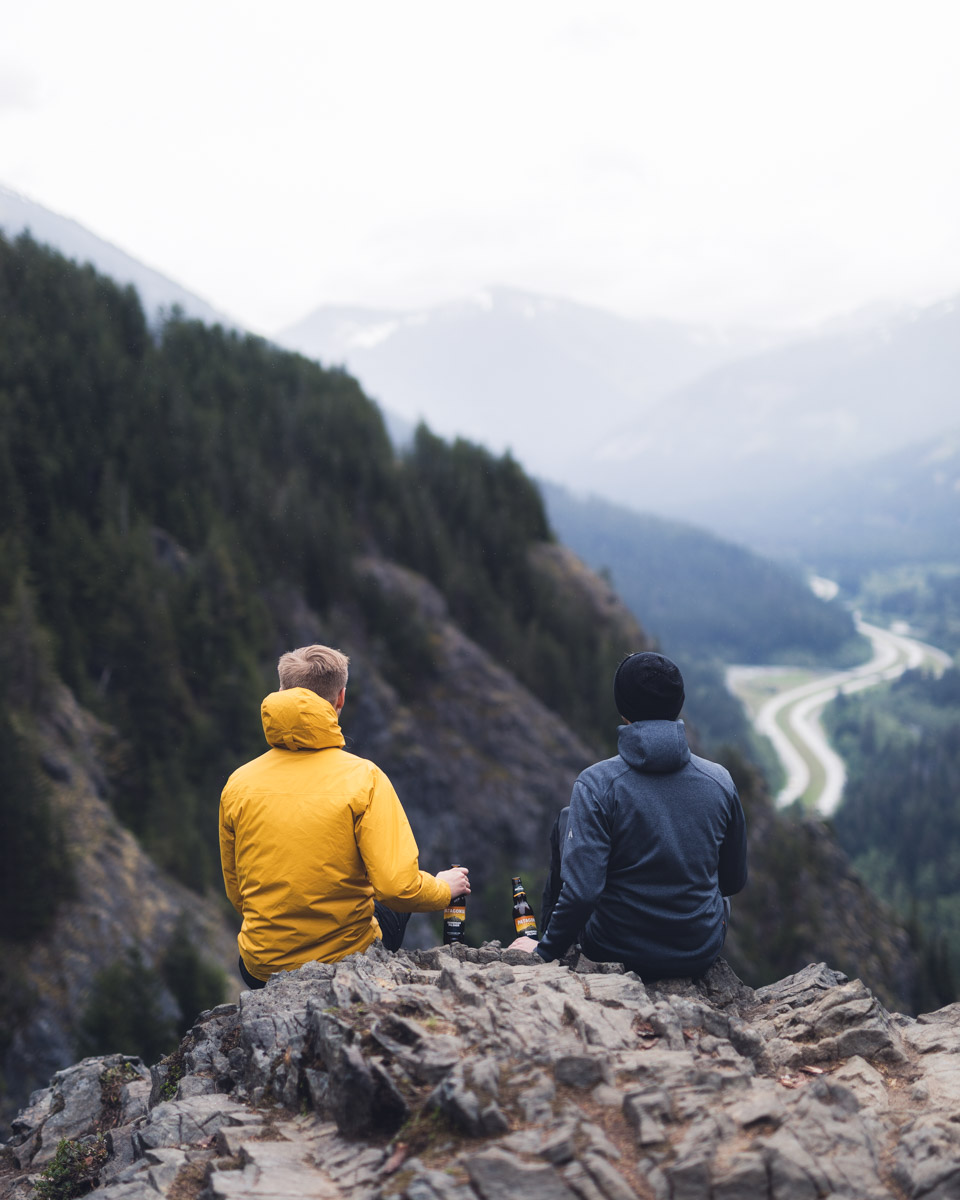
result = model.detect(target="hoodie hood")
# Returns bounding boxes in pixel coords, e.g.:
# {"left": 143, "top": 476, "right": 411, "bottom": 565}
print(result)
{"left": 261, "top": 687, "right": 346, "bottom": 752}
{"left": 617, "top": 719, "right": 691, "bottom": 774}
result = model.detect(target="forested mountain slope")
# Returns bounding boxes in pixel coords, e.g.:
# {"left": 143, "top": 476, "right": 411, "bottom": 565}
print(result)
{"left": 827, "top": 667, "right": 960, "bottom": 1006}
{"left": 541, "top": 482, "right": 866, "bottom": 765}
{"left": 0, "top": 234, "right": 924, "bottom": 1126}
{"left": 541, "top": 482, "right": 864, "bottom": 666}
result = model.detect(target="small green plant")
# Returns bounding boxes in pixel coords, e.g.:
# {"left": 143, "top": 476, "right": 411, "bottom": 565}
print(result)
{"left": 35, "top": 1136, "right": 108, "bottom": 1200}
{"left": 158, "top": 1049, "right": 185, "bottom": 1101}
{"left": 98, "top": 1062, "right": 141, "bottom": 1130}
{"left": 393, "top": 1105, "right": 454, "bottom": 1159}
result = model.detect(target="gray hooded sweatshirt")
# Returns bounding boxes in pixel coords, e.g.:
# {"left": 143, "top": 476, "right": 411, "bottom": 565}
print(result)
{"left": 536, "top": 720, "right": 747, "bottom": 979}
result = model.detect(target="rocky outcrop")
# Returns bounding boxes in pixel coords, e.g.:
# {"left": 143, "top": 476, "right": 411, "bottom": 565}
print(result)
{"left": 4, "top": 943, "right": 958, "bottom": 1200}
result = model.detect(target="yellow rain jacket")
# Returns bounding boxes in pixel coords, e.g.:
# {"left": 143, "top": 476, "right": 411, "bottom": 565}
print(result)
{"left": 219, "top": 687, "right": 450, "bottom": 980}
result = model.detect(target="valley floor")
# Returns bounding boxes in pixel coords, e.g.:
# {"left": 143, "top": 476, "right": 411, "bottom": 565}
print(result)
{"left": 727, "top": 618, "right": 952, "bottom": 814}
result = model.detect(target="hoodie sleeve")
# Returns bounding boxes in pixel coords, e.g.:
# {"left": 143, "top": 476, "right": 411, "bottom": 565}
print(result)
{"left": 356, "top": 769, "right": 451, "bottom": 912}
{"left": 219, "top": 792, "right": 242, "bottom": 915}
{"left": 718, "top": 785, "right": 748, "bottom": 897}
{"left": 536, "top": 777, "right": 611, "bottom": 962}
{"left": 539, "top": 807, "right": 569, "bottom": 934}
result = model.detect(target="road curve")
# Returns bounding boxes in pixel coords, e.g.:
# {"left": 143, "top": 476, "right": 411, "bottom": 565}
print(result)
{"left": 728, "top": 620, "right": 952, "bottom": 815}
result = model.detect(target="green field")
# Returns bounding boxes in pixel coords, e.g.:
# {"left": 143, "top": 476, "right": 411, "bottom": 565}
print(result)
{"left": 729, "top": 668, "right": 821, "bottom": 721}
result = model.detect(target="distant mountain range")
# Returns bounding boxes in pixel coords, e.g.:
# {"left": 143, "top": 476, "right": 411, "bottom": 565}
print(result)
{"left": 276, "top": 288, "right": 787, "bottom": 485}
{"left": 594, "top": 295, "right": 960, "bottom": 525}
{"left": 0, "top": 185, "right": 234, "bottom": 327}
{"left": 720, "top": 426, "right": 960, "bottom": 575}
{"left": 277, "top": 288, "right": 960, "bottom": 570}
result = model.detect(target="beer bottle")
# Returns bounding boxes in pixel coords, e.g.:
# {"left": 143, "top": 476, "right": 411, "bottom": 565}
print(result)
{"left": 511, "top": 875, "right": 538, "bottom": 939}
{"left": 443, "top": 864, "right": 467, "bottom": 945}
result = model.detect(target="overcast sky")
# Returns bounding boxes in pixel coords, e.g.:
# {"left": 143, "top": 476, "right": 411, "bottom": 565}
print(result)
{"left": 2, "top": 1, "right": 958, "bottom": 334}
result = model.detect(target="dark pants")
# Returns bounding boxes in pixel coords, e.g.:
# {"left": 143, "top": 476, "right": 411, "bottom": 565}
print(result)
{"left": 238, "top": 901, "right": 411, "bottom": 989}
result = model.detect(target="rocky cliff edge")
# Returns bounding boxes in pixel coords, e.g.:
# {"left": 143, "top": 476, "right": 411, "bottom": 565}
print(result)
{"left": 4, "top": 943, "right": 959, "bottom": 1200}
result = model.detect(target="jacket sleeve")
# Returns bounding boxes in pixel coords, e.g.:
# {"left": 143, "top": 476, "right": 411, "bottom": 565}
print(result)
{"left": 718, "top": 785, "right": 748, "bottom": 897}
{"left": 356, "top": 769, "right": 451, "bottom": 912}
{"left": 219, "top": 792, "right": 243, "bottom": 915}
{"left": 537, "top": 779, "right": 610, "bottom": 962}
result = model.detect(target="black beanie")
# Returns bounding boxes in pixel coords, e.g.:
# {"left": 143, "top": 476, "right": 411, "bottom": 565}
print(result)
{"left": 614, "top": 652, "right": 685, "bottom": 722}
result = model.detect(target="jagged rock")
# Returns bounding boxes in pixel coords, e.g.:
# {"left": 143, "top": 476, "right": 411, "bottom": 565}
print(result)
{"left": 583, "top": 1153, "right": 639, "bottom": 1200}
{"left": 0, "top": 687, "right": 240, "bottom": 1130}
{"left": 893, "top": 1117, "right": 960, "bottom": 1199}
{"left": 552, "top": 1054, "right": 607, "bottom": 1089}
{"left": 135, "top": 1093, "right": 249, "bottom": 1151}
{"left": 7, "top": 947, "right": 960, "bottom": 1200}
{"left": 209, "top": 1136, "right": 343, "bottom": 1198}
{"left": 327, "top": 1042, "right": 408, "bottom": 1136}
{"left": 465, "top": 1148, "right": 578, "bottom": 1199}
{"left": 4, "top": 1054, "right": 150, "bottom": 1170}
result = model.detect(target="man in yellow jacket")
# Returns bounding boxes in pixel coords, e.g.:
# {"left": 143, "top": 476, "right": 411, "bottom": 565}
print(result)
{"left": 219, "top": 644, "right": 469, "bottom": 986}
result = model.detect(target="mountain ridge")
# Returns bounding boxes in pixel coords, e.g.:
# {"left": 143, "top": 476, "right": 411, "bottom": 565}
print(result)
{"left": 275, "top": 286, "right": 789, "bottom": 484}
{"left": 0, "top": 185, "right": 235, "bottom": 328}
{"left": 275, "top": 282, "right": 960, "bottom": 542}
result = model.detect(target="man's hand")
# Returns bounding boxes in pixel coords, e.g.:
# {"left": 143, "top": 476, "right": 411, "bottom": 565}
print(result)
{"left": 436, "top": 865, "right": 470, "bottom": 897}
{"left": 507, "top": 936, "right": 539, "bottom": 952}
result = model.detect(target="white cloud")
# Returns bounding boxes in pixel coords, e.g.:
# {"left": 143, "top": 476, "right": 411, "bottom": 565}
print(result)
{"left": 1, "top": 0, "right": 959, "bottom": 332}
{"left": 0, "top": 61, "right": 40, "bottom": 112}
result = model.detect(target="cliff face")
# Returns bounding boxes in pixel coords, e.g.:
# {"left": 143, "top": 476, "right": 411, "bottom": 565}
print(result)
{"left": 4, "top": 943, "right": 959, "bottom": 1200}
{"left": 0, "top": 686, "right": 238, "bottom": 1121}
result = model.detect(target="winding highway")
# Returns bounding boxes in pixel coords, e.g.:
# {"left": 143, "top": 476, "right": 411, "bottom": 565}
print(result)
{"left": 727, "top": 619, "right": 953, "bottom": 815}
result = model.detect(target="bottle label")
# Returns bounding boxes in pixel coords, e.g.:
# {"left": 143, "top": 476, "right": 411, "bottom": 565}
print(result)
{"left": 514, "top": 914, "right": 536, "bottom": 934}
{"left": 444, "top": 906, "right": 466, "bottom": 921}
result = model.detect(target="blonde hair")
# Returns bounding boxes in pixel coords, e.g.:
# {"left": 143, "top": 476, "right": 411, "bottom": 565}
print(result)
{"left": 277, "top": 645, "right": 350, "bottom": 704}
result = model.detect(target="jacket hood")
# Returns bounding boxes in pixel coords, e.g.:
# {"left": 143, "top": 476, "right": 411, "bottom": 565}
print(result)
{"left": 617, "top": 719, "right": 691, "bottom": 774}
{"left": 261, "top": 688, "right": 346, "bottom": 752}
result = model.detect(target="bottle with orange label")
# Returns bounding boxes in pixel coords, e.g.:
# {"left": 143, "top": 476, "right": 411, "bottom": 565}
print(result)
{"left": 511, "top": 875, "right": 538, "bottom": 940}
{"left": 442, "top": 864, "right": 467, "bottom": 945}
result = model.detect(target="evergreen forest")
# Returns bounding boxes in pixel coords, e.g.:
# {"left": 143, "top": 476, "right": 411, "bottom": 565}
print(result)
{"left": 541, "top": 481, "right": 866, "bottom": 767}
{"left": 0, "top": 232, "right": 627, "bottom": 922}
{"left": 827, "top": 667, "right": 960, "bottom": 1008}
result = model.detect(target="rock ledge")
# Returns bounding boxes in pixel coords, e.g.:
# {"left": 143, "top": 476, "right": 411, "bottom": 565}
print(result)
{"left": 3, "top": 945, "right": 956, "bottom": 1200}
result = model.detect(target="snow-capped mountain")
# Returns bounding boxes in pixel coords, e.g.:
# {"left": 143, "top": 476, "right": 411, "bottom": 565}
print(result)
{"left": 276, "top": 287, "right": 785, "bottom": 481}
{"left": 278, "top": 285, "right": 960, "bottom": 543}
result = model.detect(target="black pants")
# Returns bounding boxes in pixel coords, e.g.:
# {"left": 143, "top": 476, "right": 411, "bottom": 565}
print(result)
{"left": 238, "top": 901, "right": 411, "bottom": 989}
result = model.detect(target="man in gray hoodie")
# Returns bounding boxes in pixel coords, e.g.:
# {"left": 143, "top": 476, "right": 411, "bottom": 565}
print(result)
{"left": 514, "top": 652, "right": 747, "bottom": 979}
